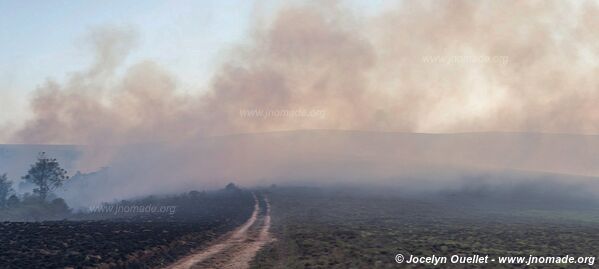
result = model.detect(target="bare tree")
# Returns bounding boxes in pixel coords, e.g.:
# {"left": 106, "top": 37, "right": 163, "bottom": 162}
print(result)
{"left": 22, "top": 152, "right": 69, "bottom": 201}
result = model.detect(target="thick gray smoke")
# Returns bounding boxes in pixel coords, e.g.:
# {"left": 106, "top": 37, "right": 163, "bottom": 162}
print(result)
{"left": 4, "top": 1, "right": 599, "bottom": 205}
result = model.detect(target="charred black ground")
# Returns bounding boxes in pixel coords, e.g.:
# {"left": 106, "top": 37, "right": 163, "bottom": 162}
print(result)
{"left": 0, "top": 188, "right": 254, "bottom": 269}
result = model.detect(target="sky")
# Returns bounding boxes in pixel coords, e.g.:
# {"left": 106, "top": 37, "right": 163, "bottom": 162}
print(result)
{"left": 2, "top": 0, "right": 599, "bottom": 143}
{"left": 0, "top": 0, "right": 391, "bottom": 130}
{"left": 2, "top": 0, "right": 599, "bottom": 203}
{"left": 0, "top": 0, "right": 254, "bottom": 126}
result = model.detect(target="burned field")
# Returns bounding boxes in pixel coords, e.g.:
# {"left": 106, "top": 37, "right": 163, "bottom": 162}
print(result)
{"left": 0, "top": 189, "right": 254, "bottom": 269}
{"left": 252, "top": 187, "right": 599, "bottom": 269}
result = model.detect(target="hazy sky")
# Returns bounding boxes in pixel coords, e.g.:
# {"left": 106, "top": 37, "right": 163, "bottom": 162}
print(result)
{"left": 3, "top": 0, "right": 599, "bottom": 142}
{"left": 3, "top": 0, "right": 599, "bottom": 203}
{"left": 0, "top": 0, "right": 251, "bottom": 126}
{"left": 0, "top": 0, "right": 390, "bottom": 129}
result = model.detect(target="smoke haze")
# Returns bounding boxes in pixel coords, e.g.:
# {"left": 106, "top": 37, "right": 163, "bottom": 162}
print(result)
{"left": 2, "top": 1, "right": 599, "bottom": 205}
{"left": 13, "top": 0, "right": 599, "bottom": 144}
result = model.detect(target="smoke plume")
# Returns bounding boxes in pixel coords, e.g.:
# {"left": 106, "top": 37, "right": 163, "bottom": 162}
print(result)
{"left": 15, "top": 1, "right": 599, "bottom": 145}
{"left": 4, "top": 1, "right": 599, "bottom": 205}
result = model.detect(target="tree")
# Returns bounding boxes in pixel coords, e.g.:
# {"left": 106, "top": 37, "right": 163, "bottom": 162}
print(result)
{"left": 6, "top": 195, "right": 19, "bottom": 207}
{"left": 22, "top": 152, "right": 69, "bottom": 201}
{"left": 49, "top": 198, "right": 70, "bottom": 215}
{"left": 0, "top": 174, "right": 13, "bottom": 207}
{"left": 225, "top": 182, "right": 240, "bottom": 191}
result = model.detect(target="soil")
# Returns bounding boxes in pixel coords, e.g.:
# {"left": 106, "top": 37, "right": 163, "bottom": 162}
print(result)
{"left": 0, "top": 190, "right": 255, "bottom": 269}
{"left": 166, "top": 194, "right": 273, "bottom": 269}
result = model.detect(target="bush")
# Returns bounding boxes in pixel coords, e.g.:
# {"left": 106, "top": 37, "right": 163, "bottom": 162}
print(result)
{"left": 6, "top": 195, "right": 19, "bottom": 207}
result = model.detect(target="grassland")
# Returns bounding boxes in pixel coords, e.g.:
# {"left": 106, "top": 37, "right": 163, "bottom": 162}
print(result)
{"left": 251, "top": 187, "right": 599, "bottom": 269}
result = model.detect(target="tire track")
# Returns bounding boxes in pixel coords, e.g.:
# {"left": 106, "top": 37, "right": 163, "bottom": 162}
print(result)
{"left": 165, "top": 193, "right": 273, "bottom": 269}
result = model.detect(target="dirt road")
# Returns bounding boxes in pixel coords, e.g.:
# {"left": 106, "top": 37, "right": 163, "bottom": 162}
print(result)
{"left": 165, "top": 193, "right": 273, "bottom": 269}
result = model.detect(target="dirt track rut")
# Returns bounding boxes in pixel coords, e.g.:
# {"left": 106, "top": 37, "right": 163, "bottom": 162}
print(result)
{"left": 165, "top": 193, "right": 273, "bottom": 269}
